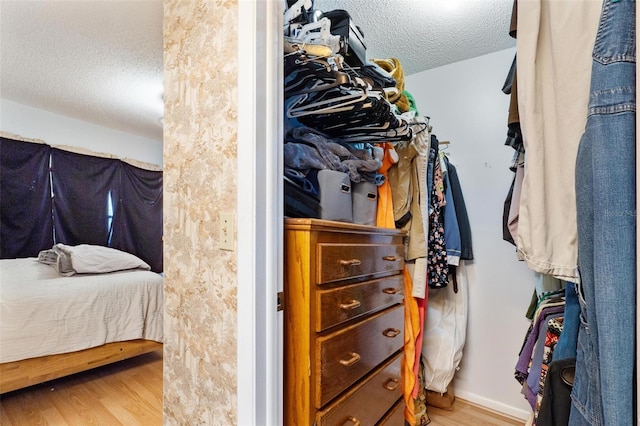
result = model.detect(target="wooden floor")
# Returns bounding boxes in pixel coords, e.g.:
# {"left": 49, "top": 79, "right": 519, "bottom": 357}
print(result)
{"left": 1, "top": 351, "right": 525, "bottom": 425}
{"left": 426, "top": 400, "right": 525, "bottom": 426}
{"left": 0, "top": 350, "right": 163, "bottom": 426}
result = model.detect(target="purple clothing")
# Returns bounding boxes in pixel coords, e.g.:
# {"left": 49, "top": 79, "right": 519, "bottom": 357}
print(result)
{"left": 515, "top": 305, "right": 565, "bottom": 377}
{"left": 525, "top": 312, "right": 564, "bottom": 409}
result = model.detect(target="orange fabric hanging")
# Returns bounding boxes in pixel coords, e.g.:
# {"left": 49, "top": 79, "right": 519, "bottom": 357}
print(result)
{"left": 377, "top": 142, "right": 419, "bottom": 423}
{"left": 402, "top": 266, "right": 420, "bottom": 425}
{"left": 412, "top": 295, "right": 427, "bottom": 399}
{"left": 376, "top": 143, "right": 398, "bottom": 229}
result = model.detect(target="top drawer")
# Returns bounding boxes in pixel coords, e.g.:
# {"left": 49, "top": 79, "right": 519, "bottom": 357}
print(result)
{"left": 317, "top": 243, "right": 405, "bottom": 284}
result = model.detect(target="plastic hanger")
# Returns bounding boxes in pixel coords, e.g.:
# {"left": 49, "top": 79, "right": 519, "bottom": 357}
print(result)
{"left": 287, "top": 18, "right": 341, "bottom": 55}
{"left": 283, "top": 0, "right": 313, "bottom": 36}
{"left": 286, "top": 69, "right": 351, "bottom": 96}
{"left": 286, "top": 89, "right": 368, "bottom": 118}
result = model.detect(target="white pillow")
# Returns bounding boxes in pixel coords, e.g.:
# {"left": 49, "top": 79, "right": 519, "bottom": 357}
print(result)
{"left": 53, "top": 243, "right": 151, "bottom": 275}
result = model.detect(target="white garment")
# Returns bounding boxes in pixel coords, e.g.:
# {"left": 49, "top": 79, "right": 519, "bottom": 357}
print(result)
{"left": 516, "top": 0, "right": 602, "bottom": 282}
{"left": 421, "top": 263, "right": 469, "bottom": 393}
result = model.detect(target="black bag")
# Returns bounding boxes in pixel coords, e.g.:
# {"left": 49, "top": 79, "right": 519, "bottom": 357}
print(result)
{"left": 321, "top": 9, "right": 367, "bottom": 66}
{"left": 284, "top": 176, "right": 320, "bottom": 218}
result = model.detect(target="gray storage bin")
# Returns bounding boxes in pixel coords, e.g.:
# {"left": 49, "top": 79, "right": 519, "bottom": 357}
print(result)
{"left": 317, "top": 170, "right": 353, "bottom": 223}
{"left": 351, "top": 181, "right": 378, "bottom": 226}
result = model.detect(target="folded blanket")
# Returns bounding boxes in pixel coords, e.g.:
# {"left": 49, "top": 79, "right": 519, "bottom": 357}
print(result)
{"left": 38, "top": 244, "right": 150, "bottom": 276}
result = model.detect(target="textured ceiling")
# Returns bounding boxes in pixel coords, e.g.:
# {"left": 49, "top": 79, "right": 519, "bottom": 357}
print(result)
{"left": 1, "top": 0, "right": 514, "bottom": 143}
{"left": 1, "top": 1, "right": 164, "bottom": 141}
{"left": 314, "top": 0, "right": 516, "bottom": 75}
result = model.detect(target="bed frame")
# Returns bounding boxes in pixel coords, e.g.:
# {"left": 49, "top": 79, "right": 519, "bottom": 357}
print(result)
{"left": 0, "top": 339, "right": 162, "bottom": 394}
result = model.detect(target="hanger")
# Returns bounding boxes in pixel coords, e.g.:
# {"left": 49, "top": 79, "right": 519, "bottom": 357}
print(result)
{"left": 286, "top": 89, "right": 369, "bottom": 118}
{"left": 406, "top": 115, "right": 430, "bottom": 136}
{"left": 284, "top": 37, "right": 333, "bottom": 58}
{"left": 410, "top": 121, "right": 429, "bottom": 136}
{"left": 283, "top": 0, "right": 313, "bottom": 35}
{"left": 370, "top": 58, "right": 398, "bottom": 75}
{"left": 288, "top": 18, "right": 341, "bottom": 56}
{"left": 285, "top": 69, "right": 352, "bottom": 96}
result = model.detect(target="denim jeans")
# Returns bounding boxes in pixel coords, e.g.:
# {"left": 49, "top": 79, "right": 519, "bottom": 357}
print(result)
{"left": 553, "top": 282, "right": 580, "bottom": 361}
{"left": 571, "top": 1, "right": 636, "bottom": 424}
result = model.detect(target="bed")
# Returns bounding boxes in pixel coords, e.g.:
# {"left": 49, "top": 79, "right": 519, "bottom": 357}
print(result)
{"left": 0, "top": 252, "right": 163, "bottom": 394}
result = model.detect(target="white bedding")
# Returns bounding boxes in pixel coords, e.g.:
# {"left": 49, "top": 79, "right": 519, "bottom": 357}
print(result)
{"left": 0, "top": 258, "right": 163, "bottom": 363}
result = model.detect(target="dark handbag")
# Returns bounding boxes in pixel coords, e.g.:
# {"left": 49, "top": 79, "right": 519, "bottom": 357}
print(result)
{"left": 284, "top": 176, "right": 320, "bottom": 219}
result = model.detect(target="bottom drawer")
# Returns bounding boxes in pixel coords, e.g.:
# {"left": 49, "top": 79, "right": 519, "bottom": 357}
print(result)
{"left": 377, "top": 398, "right": 405, "bottom": 425}
{"left": 316, "top": 352, "right": 402, "bottom": 426}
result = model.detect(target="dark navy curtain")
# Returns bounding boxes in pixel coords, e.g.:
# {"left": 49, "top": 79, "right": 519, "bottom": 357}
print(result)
{"left": 2, "top": 139, "right": 163, "bottom": 271}
{"left": 50, "top": 148, "right": 119, "bottom": 247}
{"left": 110, "top": 163, "right": 163, "bottom": 272}
{"left": 0, "top": 138, "right": 54, "bottom": 258}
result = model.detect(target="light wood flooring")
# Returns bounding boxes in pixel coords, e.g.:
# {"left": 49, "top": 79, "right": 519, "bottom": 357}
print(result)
{"left": 0, "top": 350, "right": 163, "bottom": 425}
{"left": 425, "top": 400, "right": 525, "bottom": 426}
{"left": 1, "top": 350, "right": 525, "bottom": 425}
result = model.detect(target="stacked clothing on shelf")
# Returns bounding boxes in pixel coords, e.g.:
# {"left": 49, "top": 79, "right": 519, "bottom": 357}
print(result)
{"left": 283, "top": 25, "right": 415, "bottom": 224}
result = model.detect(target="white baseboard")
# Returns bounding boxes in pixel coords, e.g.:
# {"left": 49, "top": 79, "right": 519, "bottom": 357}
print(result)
{"left": 454, "top": 389, "right": 531, "bottom": 421}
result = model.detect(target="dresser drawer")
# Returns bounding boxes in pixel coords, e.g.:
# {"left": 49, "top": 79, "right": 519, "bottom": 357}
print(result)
{"left": 316, "top": 352, "right": 402, "bottom": 426}
{"left": 377, "top": 398, "right": 405, "bottom": 425}
{"left": 316, "top": 275, "right": 404, "bottom": 332}
{"left": 316, "top": 304, "right": 404, "bottom": 407}
{"left": 317, "top": 243, "right": 404, "bottom": 284}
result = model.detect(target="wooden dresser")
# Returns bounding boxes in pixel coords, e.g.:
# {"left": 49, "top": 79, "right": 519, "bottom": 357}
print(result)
{"left": 284, "top": 218, "right": 406, "bottom": 425}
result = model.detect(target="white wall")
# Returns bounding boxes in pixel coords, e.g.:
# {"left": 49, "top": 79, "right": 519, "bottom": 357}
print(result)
{"left": 405, "top": 47, "right": 535, "bottom": 420}
{"left": 0, "top": 98, "right": 163, "bottom": 166}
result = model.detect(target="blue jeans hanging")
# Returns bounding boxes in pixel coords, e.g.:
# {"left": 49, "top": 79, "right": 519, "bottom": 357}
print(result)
{"left": 571, "top": 0, "right": 636, "bottom": 424}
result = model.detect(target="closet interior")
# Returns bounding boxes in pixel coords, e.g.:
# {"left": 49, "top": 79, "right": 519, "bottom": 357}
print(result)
{"left": 280, "top": 0, "right": 637, "bottom": 425}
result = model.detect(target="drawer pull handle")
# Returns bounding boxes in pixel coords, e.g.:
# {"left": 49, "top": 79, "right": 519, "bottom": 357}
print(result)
{"left": 342, "top": 416, "right": 361, "bottom": 426}
{"left": 382, "top": 255, "right": 397, "bottom": 261}
{"left": 382, "top": 328, "right": 401, "bottom": 338}
{"left": 383, "top": 378, "right": 400, "bottom": 391}
{"left": 382, "top": 287, "right": 398, "bottom": 295}
{"left": 339, "top": 259, "right": 362, "bottom": 267}
{"left": 339, "top": 299, "right": 362, "bottom": 310}
{"left": 339, "top": 352, "right": 361, "bottom": 367}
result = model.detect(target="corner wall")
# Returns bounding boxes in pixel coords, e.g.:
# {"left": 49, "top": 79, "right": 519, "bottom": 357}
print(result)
{"left": 163, "top": 0, "right": 239, "bottom": 424}
{"left": 405, "top": 47, "right": 534, "bottom": 419}
{"left": 0, "top": 98, "right": 162, "bottom": 166}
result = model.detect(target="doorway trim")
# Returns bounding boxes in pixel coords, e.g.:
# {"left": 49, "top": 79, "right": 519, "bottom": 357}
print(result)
{"left": 237, "top": 1, "right": 284, "bottom": 425}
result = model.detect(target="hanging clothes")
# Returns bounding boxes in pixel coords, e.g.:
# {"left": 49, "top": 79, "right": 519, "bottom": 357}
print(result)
{"left": 387, "top": 115, "right": 431, "bottom": 298}
{"left": 445, "top": 158, "right": 473, "bottom": 260}
{"left": 421, "top": 265, "right": 469, "bottom": 394}
{"left": 515, "top": 0, "right": 602, "bottom": 281}
{"left": 376, "top": 142, "right": 398, "bottom": 229}
{"left": 427, "top": 149, "right": 448, "bottom": 289}
{"left": 370, "top": 57, "right": 411, "bottom": 113}
{"left": 441, "top": 153, "right": 461, "bottom": 266}
{"left": 534, "top": 316, "right": 563, "bottom": 418}
{"left": 402, "top": 267, "right": 421, "bottom": 426}
{"left": 507, "top": 152, "right": 525, "bottom": 244}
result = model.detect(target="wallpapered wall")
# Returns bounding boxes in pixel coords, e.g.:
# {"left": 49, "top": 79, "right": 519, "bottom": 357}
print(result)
{"left": 163, "top": 0, "right": 239, "bottom": 423}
